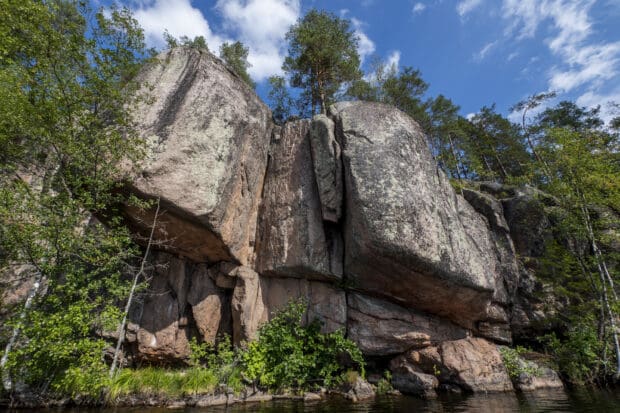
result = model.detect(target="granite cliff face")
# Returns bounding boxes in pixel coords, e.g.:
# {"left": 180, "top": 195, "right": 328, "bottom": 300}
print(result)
{"left": 120, "top": 47, "right": 561, "bottom": 396}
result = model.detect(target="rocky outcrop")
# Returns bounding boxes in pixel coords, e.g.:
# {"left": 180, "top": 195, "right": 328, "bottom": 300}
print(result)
{"left": 462, "top": 188, "right": 520, "bottom": 343}
{"left": 125, "top": 47, "right": 273, "bottom": 265}
{"left": 255, "top": 120, "right": 342, "bottom": 280}
{"left": 116, "top": 47, "right": 567, "bottom": 392}
{"left": 392, "top": 337, "right": 513, "bottom": 394}
{"left": 331, "top": 101, "right": 508, "bottom": 329}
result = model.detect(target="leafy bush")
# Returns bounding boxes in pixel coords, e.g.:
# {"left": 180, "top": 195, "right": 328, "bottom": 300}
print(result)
{"left": 499, "top": 346, "right": 540, "bottom": 381}
{"left": 375, "top": 370, "right": 393, "bottom": 395}
{"left": 542, "top": 321, "right": 604, "bottom": 384}
{"left": 242, "top": 300, "right": 365, "bottom": 392}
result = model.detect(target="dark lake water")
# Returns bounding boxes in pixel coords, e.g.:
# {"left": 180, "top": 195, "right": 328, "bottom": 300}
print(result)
{"left": 12, "top": 388, "right": 620, "bottom": 413}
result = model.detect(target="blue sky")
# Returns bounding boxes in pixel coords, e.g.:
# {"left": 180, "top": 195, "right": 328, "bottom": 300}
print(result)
{"left": 119, "top": 0, "right": 620, "bottom": 124}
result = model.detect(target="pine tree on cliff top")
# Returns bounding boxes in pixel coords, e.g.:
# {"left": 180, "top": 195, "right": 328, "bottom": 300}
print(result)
{"left": 283, "top": 9, "right": 362, "bottom": 116}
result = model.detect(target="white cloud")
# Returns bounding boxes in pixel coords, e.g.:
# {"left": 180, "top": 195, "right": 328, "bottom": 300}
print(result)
{"left": 412, "top": 2, "right": 426, "bottom": 14}
{"left": 576, "top": 90, "right": 620, "bottom": 125}
{"left": 501, "top": 0, "right": 620, "bottom": 120}
{"left": 457, "top": 0, "right": 483, "bottom": 17}
{"left": 507, "top": 51, "right": 519, "bottom": 61}
{"left": 474, "top": 41, "right": 497, "bottom": 61}
{"left": 351, "top": 18, "right": 376, "bottom": 63}
{"left": 507, "top": 96, "right": 555, "bottom": 125}
{"left": 386, "top": 50, "right": 401, "bottom": 69}
{"left": 131, "top": 0, "right": 225, "bottom": 49}
{"left": 216, "top": 0, "right": 301, "bottom": 81}
{"left": 127, "top": 0, "right": 381, "bottom": 84}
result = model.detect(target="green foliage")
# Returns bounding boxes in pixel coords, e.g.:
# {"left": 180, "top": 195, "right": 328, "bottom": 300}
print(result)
{"left": 499, "top": 346, "right": 541, "bottom": 381}
{"left": 542, "top": 321, "right": 604, "bottom": 384}
{"left": 346, "top": 60, "right": 429, "bottom": 124}
{"left": 108, "top": 367, "right": 199, "bottom": 399}
{"left": 283, "top": 9, "right": 362, "bottom": 115}
{"left": 375, "top": 370, "right": 393, "bottom": 395}
{"left": 219, "top": 41, "right": 255, "bottom": 88}
{"left": 180, "top": 35, "right": 208, "bottom": 50}
{"left": 0, "top": 0, "right": 152, "bottom": 397}
{"left": 267, "top": 75, "right": 295, "bottom": 124}
{"left": 107, "top": 337, "right": 243, "bottom": 401}
{"left": 162, "top": 32, "right": 209, "bottom": 51}
{"left": 243, "top": 300, "right": 365, "bottom": 392}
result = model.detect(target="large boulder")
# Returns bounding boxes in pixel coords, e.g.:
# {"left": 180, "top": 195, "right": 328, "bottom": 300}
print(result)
{"left": 397, "top": 337, "right": 513, "bottom": 393}
{"left": 389, "top": 355, "right": 439, "bottom": 398}
{"left": 255, "top": 120, "right": 342, "bottom": 280}
{"left": 331, "top": 101, "right": 507, "bottom": 328}
{"left": 501, "top": 187, "right": 553, "bottom": 258}
{"left": 439, "top": 337, "right": 514, "bottom": 392}
{"left": 125, "top": 47, "right": 273, "bottom": 265}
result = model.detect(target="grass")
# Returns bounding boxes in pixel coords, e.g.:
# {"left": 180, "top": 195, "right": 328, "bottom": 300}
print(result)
{"left": 107, "top": 366, "right": 218, "bottom": 401}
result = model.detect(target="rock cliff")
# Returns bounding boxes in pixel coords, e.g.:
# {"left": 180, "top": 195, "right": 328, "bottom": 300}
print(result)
{"left": 120, "top": 47, "right": 562, "bottom": 396}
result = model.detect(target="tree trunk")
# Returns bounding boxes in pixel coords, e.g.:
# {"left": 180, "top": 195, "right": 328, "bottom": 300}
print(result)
{"left": 521, "top": 107, "right": 551, "bottom": 179}
{"left": 109, "top": 198, "right": 160, "bottom": 378}
{"left": 448, "top": 133, "right": 464, "bottom": 181}
{"left": 1, "top": 270, "right": 43, "bottom": 392}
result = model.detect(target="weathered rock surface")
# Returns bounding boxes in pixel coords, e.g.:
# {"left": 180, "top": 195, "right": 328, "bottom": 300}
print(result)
{"left": 515, "top": 366, "right": 563, "bottom": 391}
{"left": 508, "top": 351, "right": 564, "bottom": 392}
{"left": 134, "top": 252, "right": 232, "bottom": 361}
{"left": 347, "top": 293, "right": 467, "bottom": 356}
{"left": 126, "top": 47, "right": 273, "bottom": 265}
{"left": 114, "top": 50, "right": 570, "bottom": 390}
{"left": 439, "top": 338, "right": 514, "bottom": 392}
{"left": 339, "top": 376, "right": 376, "bottom": 402}
{"left": 393, "top": 337, "right": 513, "bottom": 393}
{"left": 256, "top": 120, "right": 342, "bottom": 280}
{"left": 331, "top": 101, "right": 507, "bottom": 328}
{"left": 187, "top": 264, "right": 227, "bottom": 343}
{"left": 137, "top": 253, "right": 191, "bottom": 361}
{"left": 309, "top": 114, "right": 343, "bottom": 223}
{"left": 260, "top": 277, "right": 347, "bottom": 332}
{"left": 462, "top": 188, "right": 520, "bottom": 343}
{"left": 501, "top": 188, "right": 552, "bottom": 258}
{"left": 231, "top": 266, "right": 267, "bottom": 344}
{"left": 389, "top": 355, "right": 438, "bottom": 398}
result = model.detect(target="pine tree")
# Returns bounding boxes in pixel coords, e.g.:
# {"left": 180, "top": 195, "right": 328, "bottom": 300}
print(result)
{"left": 283, "top": 9, "right": 361, "bottom": 115}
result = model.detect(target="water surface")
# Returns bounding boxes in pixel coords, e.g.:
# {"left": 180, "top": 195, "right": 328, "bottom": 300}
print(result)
{"left": 16, "top": 388, "right": 620, "bottom": 413}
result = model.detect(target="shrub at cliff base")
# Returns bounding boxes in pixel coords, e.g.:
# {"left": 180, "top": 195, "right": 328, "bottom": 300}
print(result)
{"left": 243, "top": 300, "right": 365, "bottom": 392}
{"left": 105, "top": 301, "right": 365, "bottom": 401}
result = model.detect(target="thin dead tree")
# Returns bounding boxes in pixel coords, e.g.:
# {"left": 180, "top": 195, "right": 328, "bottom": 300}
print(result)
{"left": 511, "top": 91, "right": 556, "bottom": 180}
{"left": 109, "top": 198, "right": 161, "bottom": 378}
{"left": 1, "top": 269, "right": 43, "bottom": 392}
